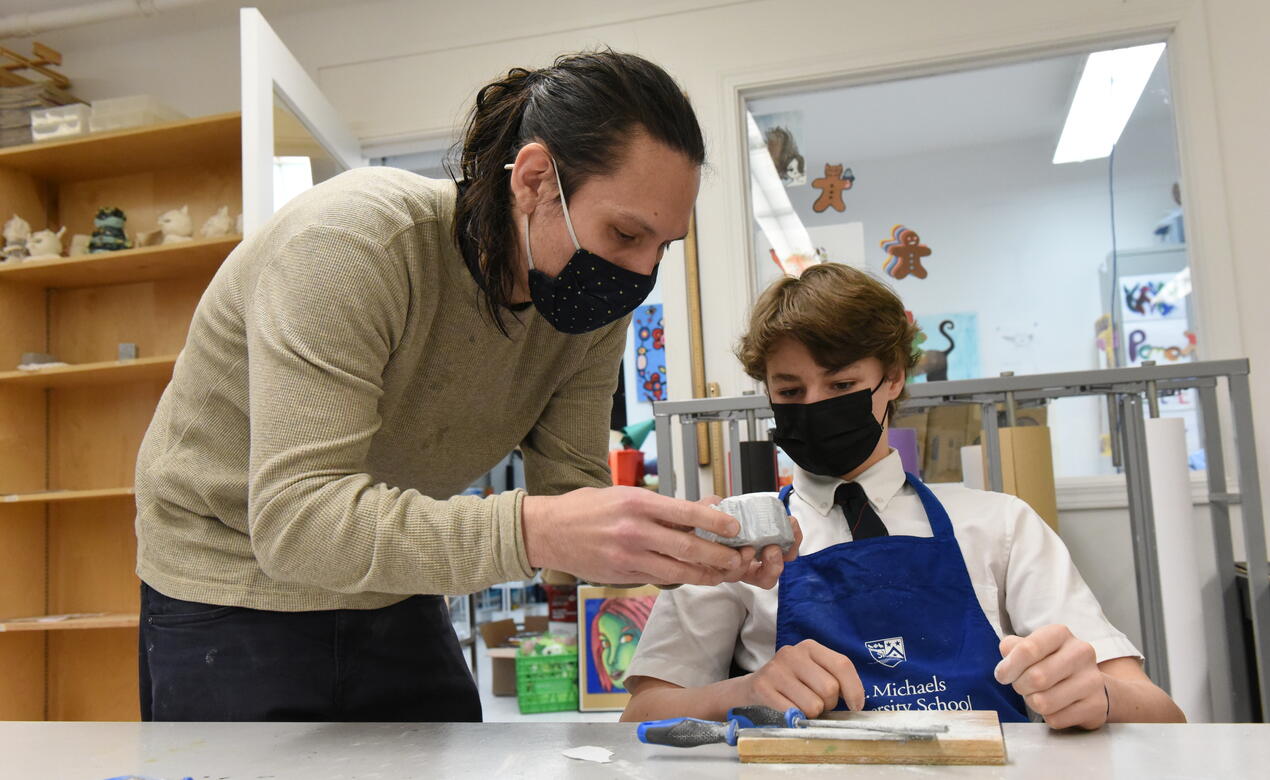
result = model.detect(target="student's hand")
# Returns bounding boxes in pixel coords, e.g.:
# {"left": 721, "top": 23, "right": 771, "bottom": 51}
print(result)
{"left": 694, "top": 495, "right": 802, "bottom": 590}
{"left": 742, "top": 515, "right": 801, "bottom": 589}
{"left": 995, "top": 624, "right": 1108, "bottom": 730}
{"left": 521, "top": 487, "right": 755, "bottom": 586}
{"left": 744, "top": 639, "right": 865, "bottom": 717}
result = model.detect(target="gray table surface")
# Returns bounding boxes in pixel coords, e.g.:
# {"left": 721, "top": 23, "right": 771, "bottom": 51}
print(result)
{"left": 2, "top": 721, "right": 1266, "bottom": 779}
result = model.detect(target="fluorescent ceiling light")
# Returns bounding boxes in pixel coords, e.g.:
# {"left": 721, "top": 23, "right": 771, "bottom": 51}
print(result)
{"left": 1053, "top": 42, "right": 1165, "bottom": 164}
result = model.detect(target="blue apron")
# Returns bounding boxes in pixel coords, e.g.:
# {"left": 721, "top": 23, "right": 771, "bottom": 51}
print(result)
{"left": 775, "top": 473, "right": 1028, "bottom": 722}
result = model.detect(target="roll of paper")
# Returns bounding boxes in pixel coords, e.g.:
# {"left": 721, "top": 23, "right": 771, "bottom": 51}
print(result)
{"left": 960, "top": 445, "right": 985, "bottom": 490}
{"left": 888, "top": 427, "right": 921, "bottom": 476}
{"left": 1145, "top": 416, "right": 1212, "bottom": 722}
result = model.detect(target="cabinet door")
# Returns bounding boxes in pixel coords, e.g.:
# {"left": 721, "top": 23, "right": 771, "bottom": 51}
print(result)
{"left": 240, "top": 8, "right": 367, "bottom": 235}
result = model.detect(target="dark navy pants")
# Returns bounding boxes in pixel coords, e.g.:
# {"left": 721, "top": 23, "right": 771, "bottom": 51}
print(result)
{"left": 138, "top": 582, "right": 482, "bottom": 722}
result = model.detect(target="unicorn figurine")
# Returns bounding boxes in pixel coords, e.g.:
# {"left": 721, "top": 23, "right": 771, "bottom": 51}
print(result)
{"left": 199, "top": 205, "right": 234, "bottom": 239}
{"left": 158, "top": 205, "right": 194, "bottom": 244}
{"left": 26, "top": 226, "right": 66, "bottom": 260}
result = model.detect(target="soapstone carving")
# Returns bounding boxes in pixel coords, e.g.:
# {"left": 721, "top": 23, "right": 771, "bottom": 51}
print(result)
{"left": 696, "top": 494, "right": 796, "bottom": 553}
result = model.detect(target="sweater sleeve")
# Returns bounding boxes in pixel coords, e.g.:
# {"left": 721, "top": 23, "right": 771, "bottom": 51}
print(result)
{"left": 519, "top": 314, "right": 629, "bottom": 495}
{"left": 244, "top": 224, "right": 534, "bottom": 596}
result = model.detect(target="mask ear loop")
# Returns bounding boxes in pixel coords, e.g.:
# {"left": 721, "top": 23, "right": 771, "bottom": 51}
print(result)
{"left": 548, "top": 158, "right": 582, "bottom": 251}
{"left": 504, "top": 158, "right": 582, "bottom": 256}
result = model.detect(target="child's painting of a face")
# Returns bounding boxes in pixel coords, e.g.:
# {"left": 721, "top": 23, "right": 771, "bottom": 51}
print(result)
{"left": 587, "top": 595, "right": 655, "bottom": 693}
{"left": 596, "top": 609, "right": 643, "bottom": 689}
{"left": 578, "top": 585, "right": 660, "bottom": 710}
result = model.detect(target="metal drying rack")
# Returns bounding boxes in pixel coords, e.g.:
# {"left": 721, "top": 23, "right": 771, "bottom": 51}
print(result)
{"left": 652, "top": 359, "right": 1267, "bottom": 722}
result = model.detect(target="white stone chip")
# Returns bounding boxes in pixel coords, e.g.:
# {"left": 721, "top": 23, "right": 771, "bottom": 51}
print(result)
{"left": 561, "top": 745, "right": 614, "bottom": 763}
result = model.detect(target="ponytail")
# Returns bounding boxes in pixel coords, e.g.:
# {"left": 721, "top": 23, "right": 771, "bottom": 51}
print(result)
{"left": 452, "top": 68, "right": 536, "bottom": 334}
{"left": 451, "top": 50, "right": 704, "bottom": 336}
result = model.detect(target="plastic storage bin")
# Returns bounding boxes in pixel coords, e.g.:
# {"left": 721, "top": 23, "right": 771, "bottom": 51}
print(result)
{"left": 515, "top": 652, "right": 578, "bottom": 714}
{"left": 89, "top": 95, "right": 185, "bottom": 133}
{"left": 31, "top": 104, "right": 90, "bottom": 142}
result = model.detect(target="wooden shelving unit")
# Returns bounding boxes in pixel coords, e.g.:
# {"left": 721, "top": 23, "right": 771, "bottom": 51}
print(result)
{"left": 0, "top": 113, "right": 242, "bottom": 721}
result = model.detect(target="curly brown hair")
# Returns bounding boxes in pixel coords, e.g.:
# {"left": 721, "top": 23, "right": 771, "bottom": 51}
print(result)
{"left": 736, "top": 263, "right": 919, "bottom": 418}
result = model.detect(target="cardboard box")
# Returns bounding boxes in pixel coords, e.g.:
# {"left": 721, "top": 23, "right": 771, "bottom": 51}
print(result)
{"left": 923, "top": 405, "right": 982, "bottom": 483}
{"left": 891, "top": 409, "right": 929, "bottom": 469}
{"left": 479, "top": 616, "right": 550, "bottom": 696}
{"left": 997, "top": 425, "right": 1059, "bottom": 532}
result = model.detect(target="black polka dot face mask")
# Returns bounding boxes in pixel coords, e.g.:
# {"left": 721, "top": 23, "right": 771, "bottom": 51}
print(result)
{"left": 518, "top": 158, "right": 658, "bottom": 335}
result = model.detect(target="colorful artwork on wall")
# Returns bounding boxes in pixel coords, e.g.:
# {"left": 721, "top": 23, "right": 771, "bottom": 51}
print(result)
{"left": 754, "top": 110, "right": 806, "bottom": 187}
{"left": 811, "top": 163, "right": 855, "bottom": 212}
{"left": 578, "top": 585, "right": 660, "bottom": 711}
{"left": 881, "top": 224, "right": 932, "bottom": 280}
{"left": 634, "top": 304, "right": 666, "bottom": 402}
{"left": 909, "top": 312, "right": 980, "bottom": 383}
{"left": 1119, "top": 271, "right": 1199, "bottom": 454}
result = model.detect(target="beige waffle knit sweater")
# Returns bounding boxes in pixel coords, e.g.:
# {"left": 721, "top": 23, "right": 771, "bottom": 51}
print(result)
{"left": 135, "top": 168, "right": 624, "bottom": 611}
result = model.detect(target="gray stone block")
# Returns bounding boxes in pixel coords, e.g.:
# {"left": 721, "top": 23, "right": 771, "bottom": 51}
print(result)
{"left": 696, "top": 494, "right": 795, "bottom": 553}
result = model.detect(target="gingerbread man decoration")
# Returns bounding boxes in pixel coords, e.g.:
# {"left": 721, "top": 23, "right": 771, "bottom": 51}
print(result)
{"left": 811, "top": 163, "right": 855, "bottom": 213}
{"left": 881, "top": 225, "right": 932, "bottom": 280}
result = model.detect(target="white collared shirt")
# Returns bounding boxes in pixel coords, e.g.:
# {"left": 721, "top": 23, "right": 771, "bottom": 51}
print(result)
{"left": 627, "top": 450, "right": 1141, "bottom": 689}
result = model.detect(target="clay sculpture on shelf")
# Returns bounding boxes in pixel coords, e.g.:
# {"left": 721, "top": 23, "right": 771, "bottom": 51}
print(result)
{"left": 88, "top": 207, "right": 131, "bottom": 253}
{"left": 2, "top": 214, "right": 30, "bottom": 262}
{"left": 199, "top": 205, "right": 234, "bottom": 238}
{"left": 26, "top": 226, "right": 66, "bottom": 260}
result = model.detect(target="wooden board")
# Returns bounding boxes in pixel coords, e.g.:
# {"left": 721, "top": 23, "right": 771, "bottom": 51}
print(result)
{"left": 0, "top": 613, "right": 138, "bottom": 632}
{"left": 0, "top": 502, "right": 49, "bottom": 718}
{"left": 1, "top": 487, "right": 134, "bottom": 505}
{"left": 0, "top": 113, "right": 241, "bottom": 183}
{"left": 50, "top": 276, "right": 207, "bottom": 364}
{"left": 49, "top": 499, "right": 140, "bottom": 616}
{"left": 0, "top": 237, "right": 236, "bottom": 289}
{"left": 0, "top": 503, "right": 47, "bottom": 607}
{"left": 999, "top": 425, "right": 1059, "bottom": 531}
{"left": 737, "top": 710, "right": 1006, "bottom": 765}
{"left": 0, "top": 355, "right": 175, "bottom": 389}
{"left": 0, "top": 634, "right": 46, "bottom": 719}
{"left": 47, "top": 628, "right": 140, "bottom": 721}
{"left": 49, "top": 382, "right": 166, "bottom": 490}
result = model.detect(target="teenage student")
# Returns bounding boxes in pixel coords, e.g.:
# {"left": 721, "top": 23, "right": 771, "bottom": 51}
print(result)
{"left": 622, "top": 263, "right": 1184, "bottom": 729}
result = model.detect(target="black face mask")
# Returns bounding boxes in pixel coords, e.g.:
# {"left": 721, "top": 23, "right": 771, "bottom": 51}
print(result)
{"left": 770, "top": 378, "right": 888, "bottom": 478}
{"left": 516, "top": 158, "right": 657, "bottom": 335}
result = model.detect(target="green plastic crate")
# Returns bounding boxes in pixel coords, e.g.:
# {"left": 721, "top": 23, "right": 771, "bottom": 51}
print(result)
{"left": 515, "top": 651, "right": 579, "bottom": 714}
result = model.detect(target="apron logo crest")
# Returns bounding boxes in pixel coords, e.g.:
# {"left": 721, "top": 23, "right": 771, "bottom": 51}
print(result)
{"left": 865, "top": 636, "right": 906, "bottom": 667}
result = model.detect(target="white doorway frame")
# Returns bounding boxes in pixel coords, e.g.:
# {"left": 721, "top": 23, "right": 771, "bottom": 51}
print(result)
{"left": 240, "top": 7, "right": 367, "bottom": 235}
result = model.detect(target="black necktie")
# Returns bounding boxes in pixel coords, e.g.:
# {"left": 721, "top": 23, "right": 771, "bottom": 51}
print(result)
{"left": 835, "top": 482, "right": 888, "bottom": 540}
